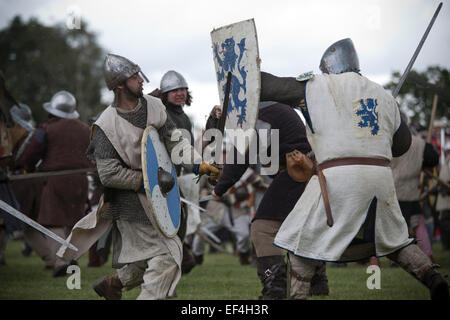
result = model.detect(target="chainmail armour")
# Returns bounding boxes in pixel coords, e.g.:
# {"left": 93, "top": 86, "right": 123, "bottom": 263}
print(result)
{"left": 86, "top": 98, "right": 177, "bottom": 224}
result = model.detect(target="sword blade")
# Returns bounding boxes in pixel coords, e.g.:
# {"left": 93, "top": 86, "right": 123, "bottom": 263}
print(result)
{"left": 199, "top": 194, "right": 213, "bottom": 203}
{"left": 180, "top": 197, "right": 206, "bottom": 212}
{"left": 0, "top": 200, "right": 78, "bottom": 252}
{"left": 199, "top": 226, "right": 222, "bottom": 244}
{"left": 393, "top": 2, "right": 443, "bottom": 98}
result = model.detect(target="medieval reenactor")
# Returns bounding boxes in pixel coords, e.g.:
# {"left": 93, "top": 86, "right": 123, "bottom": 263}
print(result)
{"left": 150, "top": 70, "right": 198, "bottom": 274}
{"left": 159, "top": 70, "right": 194, "bottom": 149}
{"left": 210, "top": 101, "right": 329, "bottom": 299}
{"left": 17, "top": 90, "right": 92, "bottom": 276}
{"left": 6, "top": 103, "right": 47, "bottom": 263}
{"left": 61, "top": 53, "right": 220, "bottom": 300}
{"left": 259, "top": 38, "right": 448, "bottom": 300}
{"left": 0, "top": 104, "right": 29, "bottom": 266}
{"left": 391, "top": 114, "right": 440, "bottom": 261}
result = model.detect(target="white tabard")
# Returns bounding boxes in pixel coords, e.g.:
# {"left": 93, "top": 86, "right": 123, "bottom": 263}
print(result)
{"left": 274, "top": 72, "right": 413, "bottom": 262}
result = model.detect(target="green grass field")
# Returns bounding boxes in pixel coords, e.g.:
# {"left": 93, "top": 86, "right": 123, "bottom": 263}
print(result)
{"left": 0, "top": 239, "right": 449, "bottom": 300}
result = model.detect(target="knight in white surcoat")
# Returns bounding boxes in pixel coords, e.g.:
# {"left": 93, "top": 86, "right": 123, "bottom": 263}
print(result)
{"left": 258, "top": 38, "right": 449, "bottom": 300}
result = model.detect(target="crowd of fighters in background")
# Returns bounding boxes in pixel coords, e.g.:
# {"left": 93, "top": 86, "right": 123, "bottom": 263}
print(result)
{"left": 0, "top": 38, "right": 449, "bottom": 300}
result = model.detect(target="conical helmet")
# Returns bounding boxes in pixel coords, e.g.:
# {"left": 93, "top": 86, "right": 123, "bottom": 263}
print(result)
{"left": 103, "top": 53, "right": 149, "bottom": 90}
{"left": 43, "top": 90, "right": 79, "bottom": 119}
{"left": 319, "top": 38, "right": 360, "bottom": 74}
{"left": 160, "top": 70, "right": 188, "bottom": 94}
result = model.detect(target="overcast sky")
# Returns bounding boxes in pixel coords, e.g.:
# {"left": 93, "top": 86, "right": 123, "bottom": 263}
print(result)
{"left": 1, "top": 0, "right": 449, "bottom": 128}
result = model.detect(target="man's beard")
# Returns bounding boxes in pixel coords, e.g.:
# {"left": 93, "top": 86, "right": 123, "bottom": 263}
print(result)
{"left": 124, "top": 83, "right": 143, "bottom": 99}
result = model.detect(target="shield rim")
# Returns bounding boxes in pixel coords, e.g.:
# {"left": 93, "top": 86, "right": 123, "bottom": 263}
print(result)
{"left": 141, "top": 125, "right": 181, "bottom": 238}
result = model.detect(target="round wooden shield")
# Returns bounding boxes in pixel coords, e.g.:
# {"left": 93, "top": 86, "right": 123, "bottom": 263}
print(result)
{"left": 141, "top": 126, "right": 181, "bottom": 238}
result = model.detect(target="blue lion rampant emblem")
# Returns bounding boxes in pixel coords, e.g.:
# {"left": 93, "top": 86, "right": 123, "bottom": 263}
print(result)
{"left": 355, "top": 98, "right": 379, "bottom": 135}
{"left": 214, "top": 37, "right": 247, "bottom": 127}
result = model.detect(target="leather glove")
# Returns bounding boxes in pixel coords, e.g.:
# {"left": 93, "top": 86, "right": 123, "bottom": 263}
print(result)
{"left": 286, "top": 149, "right": 314, "bottom": 182}
{"left": 195, "top": 161, "right": 222, "bottom": 181}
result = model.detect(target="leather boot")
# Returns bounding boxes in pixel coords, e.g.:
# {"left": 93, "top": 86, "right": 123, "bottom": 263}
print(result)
{"left": 388, "top": 244, "right": 449, "bottom": 300}
{"left": 309, "top": 262, "right": 329, "bottom": 296}
{"left": 181, "top": 243, "right": 196, "bottom": 275}
{"left": 93, "top": 272, "right": 123, "bottom": 300}
{"left": 256, "top": 255, "right": 287, "bottom": 300}
{"left": 53, "top": 260, "right": 78, "bottom": 277}
{"left": 423, "top": 268, "right": 449, "bottom": 300}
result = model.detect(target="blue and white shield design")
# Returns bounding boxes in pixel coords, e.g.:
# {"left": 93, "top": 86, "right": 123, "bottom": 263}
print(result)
{"left": 141, "top": 126, "right": 181, "bottom": 238}
{"left": 211, "top": 19, "right": 261, "bottom": 152}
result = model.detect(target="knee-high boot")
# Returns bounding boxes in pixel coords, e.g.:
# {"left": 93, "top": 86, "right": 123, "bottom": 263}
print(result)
{"left": 309, "top": 261, "right": 329, "bottom": 296}
{"left": 388, "top": 244, "right": 449, "bottom": 300}
{"left": 256, "top": 255, "right": 287, "bottom": 300}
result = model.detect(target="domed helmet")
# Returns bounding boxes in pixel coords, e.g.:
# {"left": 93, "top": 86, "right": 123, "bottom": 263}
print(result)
{"left": 10, "top": 103, "right": 35, "bottom": 131}
{"left": 43, "top": 90, "right": 79, "bottom": 119}
{"left": 160, "top": 70, "right": 188, "bottom": 94}
{"left": 319, "top": 38, "right": 360, "bottom": 74}
{"left": 103, "top": 53, "right": 149, "bottom": 90}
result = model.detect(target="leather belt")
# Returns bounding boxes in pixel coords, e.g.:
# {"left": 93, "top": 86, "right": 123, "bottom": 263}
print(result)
{"left": 315, "top": 157, "right": 391, "bottom": 228}
{"left": 318, "top": 157, "right": 390, "bottom": 171}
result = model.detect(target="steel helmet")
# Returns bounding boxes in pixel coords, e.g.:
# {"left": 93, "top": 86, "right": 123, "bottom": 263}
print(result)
{"left": 42, "top": 91, "right": 79, "bottom": 119}
{"left": 160, "top": 70, "right": 188, "bottom": 94}
{"left": 10, "top": 103, "right": 35, "bottom": 131}
{"left": 319, "top": 38, "right": 360, "bottom": 74}
{"left": 103, "top": 53, "right": 149, "bottom": 90}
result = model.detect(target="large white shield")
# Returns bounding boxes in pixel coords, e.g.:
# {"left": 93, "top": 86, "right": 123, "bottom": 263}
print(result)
{"left": 211, "top": 18, "right": 261, "bottom": 154}
{"left": 141, "top": 126, "right": 181, "bottom": 238}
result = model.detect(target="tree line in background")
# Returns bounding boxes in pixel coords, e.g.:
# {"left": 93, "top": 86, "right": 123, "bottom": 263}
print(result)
{"left": 0, "top": 16, "right": 106, "bottom": 124}
{"left": 385, "top": 66, "right": 449, "bottom": 130}
{"left": 0, "top": 15, "right": 448, "bottom": 128}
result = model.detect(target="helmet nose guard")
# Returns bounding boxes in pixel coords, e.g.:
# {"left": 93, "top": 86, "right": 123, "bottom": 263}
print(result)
{"left": 103, "top": 53, "right": 149, "bottom": 90}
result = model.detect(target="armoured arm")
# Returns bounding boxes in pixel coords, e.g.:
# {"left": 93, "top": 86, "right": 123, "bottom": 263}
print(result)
{"left": 87, "top": 127, "right": 143, "bottom": 191}
{"left": 96, "top": 158, "right": 143, "bottom": 191}
{"left": 260, "top": 71, "right": 306, "bottom": 107}
{"left": 391, "top": 119, "right": 412, "bottom": 157}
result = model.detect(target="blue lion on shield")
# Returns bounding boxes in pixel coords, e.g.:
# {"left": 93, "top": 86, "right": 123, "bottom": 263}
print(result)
{"left": 214, "top": 37, "right": 248, "bottom": 127}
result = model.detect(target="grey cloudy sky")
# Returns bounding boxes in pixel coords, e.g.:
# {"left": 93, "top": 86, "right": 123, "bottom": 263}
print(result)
{"left": 1, "top": 0, "right": 449, "bottom": 127}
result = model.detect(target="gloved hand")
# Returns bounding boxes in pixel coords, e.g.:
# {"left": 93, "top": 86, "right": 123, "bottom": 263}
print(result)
{"left": 194, "top": 162, "right": 222, "bottom": 181}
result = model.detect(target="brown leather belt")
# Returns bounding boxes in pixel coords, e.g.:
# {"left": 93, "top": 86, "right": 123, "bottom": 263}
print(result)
{"left": 318, "top": 157, "right": 390, "bottom": 171}
{"left": 315, "top": 157, "right": 391, "bottom": 228}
